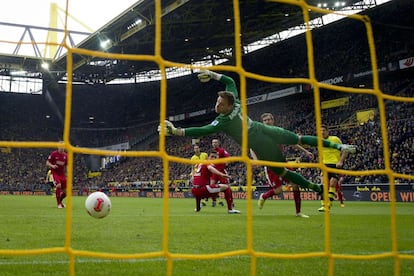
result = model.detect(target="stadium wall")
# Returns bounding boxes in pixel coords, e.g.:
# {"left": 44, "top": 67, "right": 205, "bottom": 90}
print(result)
{"left": 2, "top": 184, "right": 414, "bottom": 202}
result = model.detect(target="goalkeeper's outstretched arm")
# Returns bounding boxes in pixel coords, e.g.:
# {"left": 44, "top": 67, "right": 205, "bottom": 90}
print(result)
{"left": 158, "top": 69, "right": 236, "bottom": 137}
{"left": 158, "top": 120, "right": 219, "bottom": 137}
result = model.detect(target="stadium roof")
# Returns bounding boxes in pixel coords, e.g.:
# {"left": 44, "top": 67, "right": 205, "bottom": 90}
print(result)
{"left": 0, "top": 0, "right": 383, "bottom": 84}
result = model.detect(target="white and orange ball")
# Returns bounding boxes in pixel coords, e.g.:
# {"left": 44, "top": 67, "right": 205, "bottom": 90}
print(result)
{"left": 85, "top": 192, "right": 111, "bottom": 219}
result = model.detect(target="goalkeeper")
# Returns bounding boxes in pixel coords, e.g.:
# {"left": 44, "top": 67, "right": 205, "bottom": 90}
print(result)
{"left": 159, "top": 70, "right": 356, "bottom": 193}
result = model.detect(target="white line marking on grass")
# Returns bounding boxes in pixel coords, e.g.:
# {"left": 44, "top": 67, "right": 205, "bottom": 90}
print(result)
{"left": 1, "top": 250, "right": 414, "bottom": 266}
{"left": 0, "top": 255, "right": 252, "bottom": 266}
{"left": 0, "top": 258, "right": 168, "bottom": 266}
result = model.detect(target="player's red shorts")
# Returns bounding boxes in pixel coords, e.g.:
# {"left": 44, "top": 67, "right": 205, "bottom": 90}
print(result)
{"left": 265, "top": 168, "right": 283, "bottom": 188}
{"left": 52, "top": 173, "right": 67, "bottom": 189}
{"left": 191, "top": 184, "right": 220, "bottom": 198}
{"left": 211, "top": 174, "right": 229, "bottom": 184}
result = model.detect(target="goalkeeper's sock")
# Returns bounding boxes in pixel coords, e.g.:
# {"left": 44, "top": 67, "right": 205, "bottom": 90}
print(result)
{"left": 283, "top": 170, "right": 321, "bottom": 192}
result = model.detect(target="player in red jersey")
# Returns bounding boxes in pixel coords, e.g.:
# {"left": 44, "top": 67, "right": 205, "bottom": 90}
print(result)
{"left": 252, "top": 113, "right": 313, "bottom": 218}
{"left": 210, "top": 138, "right": 229, "bottom": 207}
{"left": 46, "top": 142, "right": 68, "bottom": 208}
{"left": 255, "top": 160, "right": 309, "bottom": 217}
{"left": 192, "top": 151, "right": 240, "bottom": 214}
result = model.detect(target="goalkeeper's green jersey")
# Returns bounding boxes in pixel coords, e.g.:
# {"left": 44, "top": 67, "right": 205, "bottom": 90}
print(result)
{"left": 184, "top": 75, "right": 298, "bottom": 163}
{"left": 182, "top": 73, "right": 345, "bottom": 191}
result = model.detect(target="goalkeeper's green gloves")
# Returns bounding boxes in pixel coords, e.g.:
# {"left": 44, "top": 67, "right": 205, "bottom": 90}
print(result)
{"left": 197, "top": 70, "right": 222, "bottom": 82}
{"left": 157, "top": 120, "right": 184, "bottom": 136}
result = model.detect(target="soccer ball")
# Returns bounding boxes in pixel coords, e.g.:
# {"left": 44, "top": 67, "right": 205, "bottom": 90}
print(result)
{"left": 85, "top": 192, "right": 111, "bottom": 219}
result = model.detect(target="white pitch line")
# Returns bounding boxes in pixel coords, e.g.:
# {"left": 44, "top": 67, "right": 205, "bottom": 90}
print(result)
{"left": 0, "top": 251, "right": 413, "bottom": 266}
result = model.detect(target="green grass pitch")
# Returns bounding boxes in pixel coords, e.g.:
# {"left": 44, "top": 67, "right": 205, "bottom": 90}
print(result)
{"left": 0, "top": 195, "right": 413, "bottom": 275}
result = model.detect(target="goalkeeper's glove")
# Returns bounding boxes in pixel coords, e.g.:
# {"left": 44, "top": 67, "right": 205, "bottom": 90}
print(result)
{"left": 157, "top": 120, "right": 183, "bottom": 136}
{"left": 197, "top": 70, "right": 222, "bottom": 82}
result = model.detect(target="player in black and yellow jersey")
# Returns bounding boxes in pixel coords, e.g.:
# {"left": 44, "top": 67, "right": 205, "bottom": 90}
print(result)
{"left": 318, "top": 125, "right": 349, "bottom": 212}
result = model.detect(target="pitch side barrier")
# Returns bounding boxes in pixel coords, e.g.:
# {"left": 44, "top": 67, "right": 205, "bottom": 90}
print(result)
{"left": 1, "top": 183, "right": 413, "bottom": 202}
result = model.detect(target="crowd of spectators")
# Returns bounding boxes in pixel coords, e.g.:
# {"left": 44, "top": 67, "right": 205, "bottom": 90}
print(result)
{"left": 87, "top": 76, "right": 413, "bottom": 189}
{"left": 1, "top": 77, "right": 412, "bottom": 192}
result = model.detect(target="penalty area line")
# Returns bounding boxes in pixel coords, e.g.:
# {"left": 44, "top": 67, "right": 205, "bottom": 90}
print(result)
{"left": 0, "top": 255, "right": 251, "bottom": 266}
